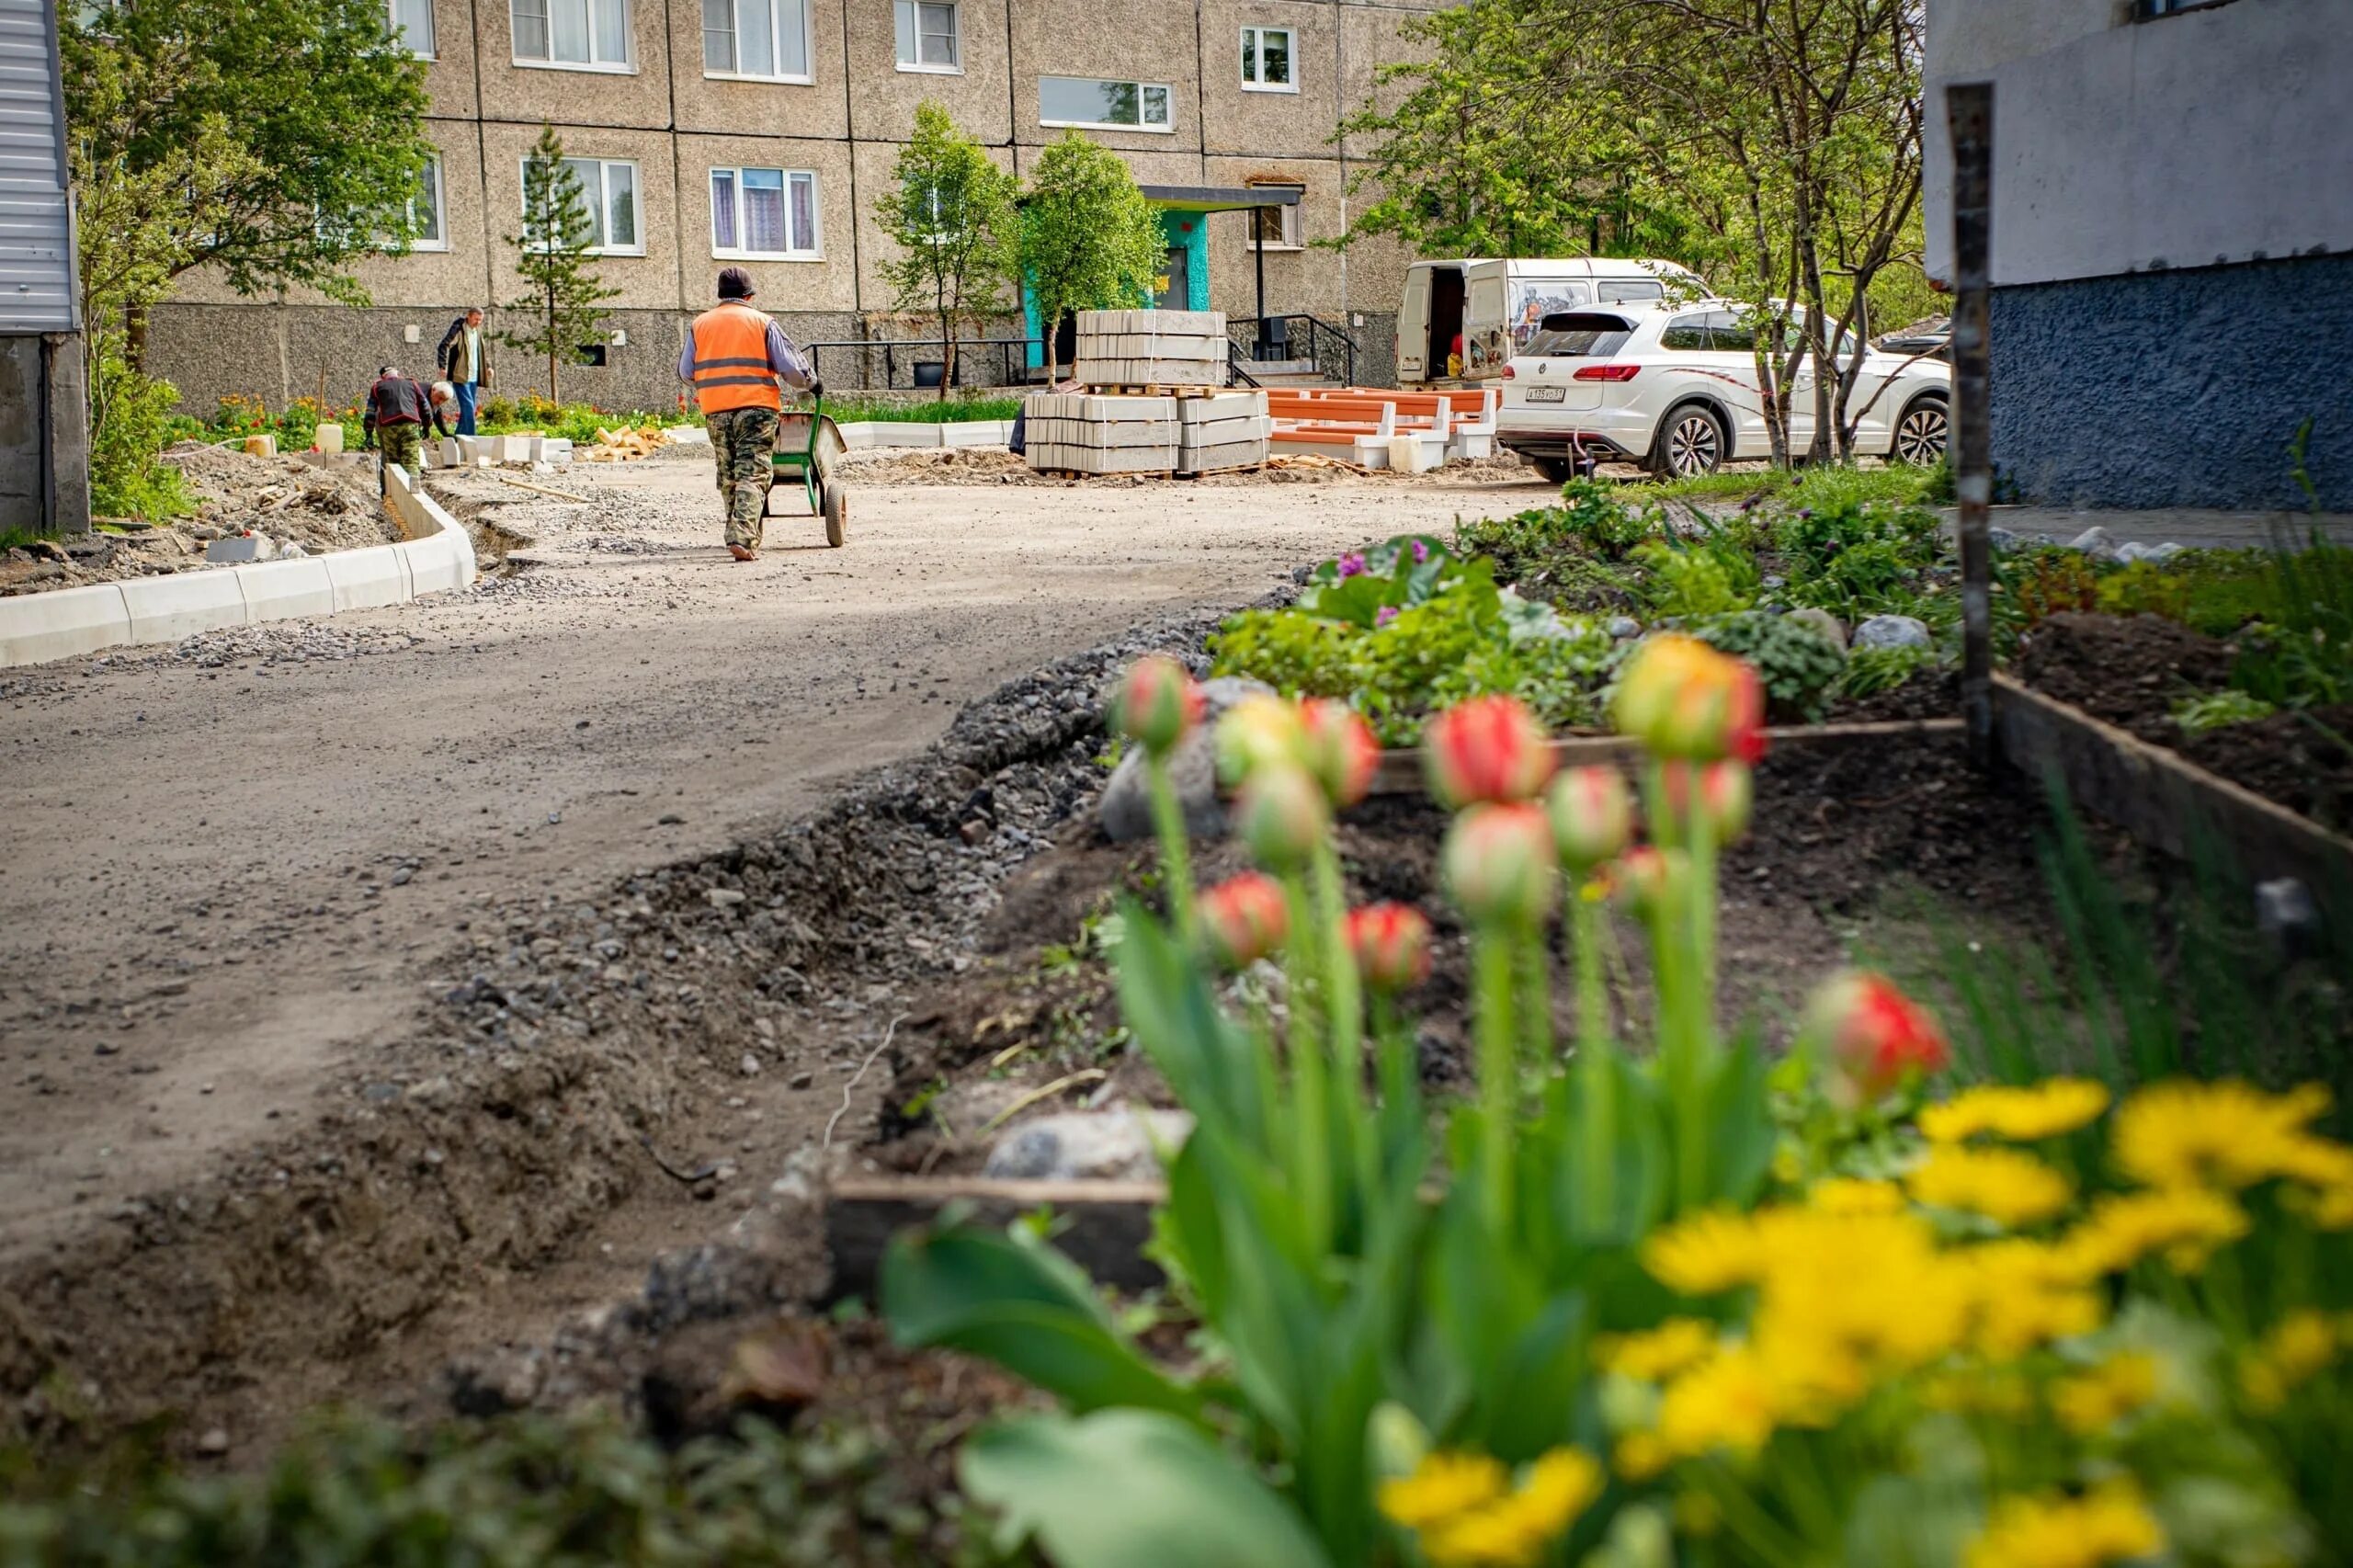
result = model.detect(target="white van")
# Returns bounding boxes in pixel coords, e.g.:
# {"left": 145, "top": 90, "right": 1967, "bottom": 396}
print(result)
{"left": 1396, "top": 257, "right": 1709, "bottom": 386}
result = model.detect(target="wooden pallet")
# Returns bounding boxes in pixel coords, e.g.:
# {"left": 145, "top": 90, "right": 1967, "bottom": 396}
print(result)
{"left": 1031, "top": 468, "right": 1176, "bottom": 481}
{"left": 1086, "top": 383, "right": 1226, "bottom": 398}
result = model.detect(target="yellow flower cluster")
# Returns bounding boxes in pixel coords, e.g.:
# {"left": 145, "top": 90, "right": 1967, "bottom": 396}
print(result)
{"left": 2112, "top": 1079, "right": 2336, "bottom": 1191}
{"left": 2063, "top": 1187, "right": 2251, "bottom": 1276}
{"left": 1922, "top": 1077, "right": 2110, "bottom": 1143}
{"left": 1907, "top": 1144, "right": 2075, "bottom": 1226}
{"left": 1965, "top": 1482, "right": 2165, "bottom": 1568}
{"left": 1379, "top": 1449, "right": 1602, "bottom": 1568}
{"left": 1597, "top": 1318, "right": 1717, "bottom": 1382}
{"left": 2052, "top": 1351, "right": 2161, "bottom": 1435}
{"left": 2240, "top": 1310, "right": 2353, "bottom": 1414}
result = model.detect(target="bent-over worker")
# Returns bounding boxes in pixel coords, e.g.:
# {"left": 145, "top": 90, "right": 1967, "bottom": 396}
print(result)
{"left": 678, "top": 266, "right": 818, "bottom": 562}
{"left": 362, "top": 364, "right": 441, "bottom": 483}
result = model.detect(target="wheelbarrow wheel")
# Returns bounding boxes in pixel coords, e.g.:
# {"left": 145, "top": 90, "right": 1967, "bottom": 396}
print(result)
{"left": 822, "top": 483, "right": 847, "bottom": 548}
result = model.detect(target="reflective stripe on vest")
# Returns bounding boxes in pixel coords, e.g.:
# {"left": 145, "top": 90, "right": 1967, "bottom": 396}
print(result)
{"left": 690, "top": 303, "right": 782, "bottom": 413}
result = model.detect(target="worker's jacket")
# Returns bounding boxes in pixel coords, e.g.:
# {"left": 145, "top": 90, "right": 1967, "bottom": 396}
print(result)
{"left": 687, "top": 301, "right": 786, "bottom": 414}
{"left": 365, "top": 375, "right": 430, "bottom": 429}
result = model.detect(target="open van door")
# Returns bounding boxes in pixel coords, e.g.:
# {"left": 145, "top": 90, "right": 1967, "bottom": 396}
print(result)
{"left": 1397, "top": 266, "right": 1432, "bottom": 383}
{"left": 1463, "top": 262, "right": 1510, "bottom": 378}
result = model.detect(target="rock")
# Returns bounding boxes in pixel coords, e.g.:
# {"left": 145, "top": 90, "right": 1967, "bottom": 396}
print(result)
{"left": 204, "top": 532, "right": 275, "bottom": 564}
{"left": 788, "top": 1070, "right": 814, "bottom": 1089}
{"left": 1853, "top": 614, "right": 1931, "bottom": 652}
{"left": 1097, "top": 675, "right": 1271, "bottom": 844}
{"left": 707, "top": 887, "right": 746, "bottom": 909}
{"left": 2143, "top": 542, "right": 2185, "bottom": 565}
{"left": 195, "top": 1427, "right": 230, "bottom": 1456}
{"left": 982, "top": 1108, "right": 1196, "bottom": 1182}
{"left": 2064, "top": 525, "right": 2109, "bottom": 552}
{"left": 638, "top": 1244, "right": 792, "bottom": 1335}
{"left": 1988, "top": 527, "right": 2019, "bottom": 553}
{"left": 1785, "top": 608, "right": 1847, "bottom": 650}
{"left": 2255, "top": 878, "right": 2322, "bottom": 958}
{"left": 446, "top": 1346, "right": 546, "bottom": 1416}
{"left": 739, "top": 1051, "right": 761, "bottom": 1076}
{"left": 277, "top": 541, "right": 308, "bottom": 559}
{"left": 1606, "top": 616, "right": 1643, "bottom": 640}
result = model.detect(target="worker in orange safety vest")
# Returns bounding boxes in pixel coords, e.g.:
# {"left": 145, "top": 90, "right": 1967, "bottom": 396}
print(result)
{"left": 678, "top": 266, "right": 819, "bottom": 561}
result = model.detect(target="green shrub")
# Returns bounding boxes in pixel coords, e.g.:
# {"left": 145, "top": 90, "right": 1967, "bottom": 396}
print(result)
{"left": 1631, "top": 537, "right": 1752, "bottom": 618}
{"left": 478, "top": 394, "right": 519, "bottom": 426}
{"left": 1835, "top": 642, "right": 1938, "bottom": 700}
{"left": 88, "top": 355, "right": 192, "bottom": 522}
{"left": 2172, "top": 688, "right": 2278, "bottom": 733}
{"left": 1689, "top": 610, "right": 1849, "bottom": 722}
{"left": 1211, "top": 608, "right": 1359, "bottom": 701}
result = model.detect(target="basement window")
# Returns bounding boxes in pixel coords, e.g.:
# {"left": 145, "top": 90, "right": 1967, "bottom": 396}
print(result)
{"left": 511, "top": 0, "right": 633, "bottom": 71}
{"left": 522, "top": 155, "right": 642, "bottom": 255}
{"left": 1240, "top": 25, "right": 1294, "bottom": 92}
{"left": 1040, "top": 76, "right": 1172, "bottom": 132}
{"left": 387, "top": 0, "right": 435, "bottom": 56}
{"left": 703, "top": 0, "right": 812, "bottom": 81}
{"left": 893, "top": 0, "right": 960, "bottom": 72}
{"left": 710, "top": 166, "right": 821, "bottom": 260}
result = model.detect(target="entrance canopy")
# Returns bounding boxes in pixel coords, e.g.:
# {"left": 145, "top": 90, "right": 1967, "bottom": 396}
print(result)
{"left": 1138, "top": 184, "right": 1299, "bottom": 213}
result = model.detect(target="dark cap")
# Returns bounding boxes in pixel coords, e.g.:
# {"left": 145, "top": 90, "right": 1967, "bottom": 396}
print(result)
{"left": 717, "top": 266, "right": 755, "bottom": 301}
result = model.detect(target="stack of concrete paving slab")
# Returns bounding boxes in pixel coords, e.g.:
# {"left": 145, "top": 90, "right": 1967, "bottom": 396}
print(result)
{"left": 1176, "top": 391, "right": 1270, "bottom": 475}
{"left": 1023, "top": 392, "right": 1180, "bottom": 475}
{"left": 1071, "top": 310, "right": 1229, "bottom": 389}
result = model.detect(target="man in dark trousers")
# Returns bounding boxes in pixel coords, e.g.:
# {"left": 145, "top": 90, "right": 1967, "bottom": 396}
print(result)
{"left": 678, "top": 267, "right": 817, "bottom": 561}
{"left": 362, "top": 364, "right": 440, "bottom": 485}
{"left": 436, "top": 306, "right": 493, "bottom": 434}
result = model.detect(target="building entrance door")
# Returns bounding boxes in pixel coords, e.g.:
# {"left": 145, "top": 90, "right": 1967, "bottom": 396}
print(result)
{"left": 1157, "top": 244, "right": 1189, "bottom": 311}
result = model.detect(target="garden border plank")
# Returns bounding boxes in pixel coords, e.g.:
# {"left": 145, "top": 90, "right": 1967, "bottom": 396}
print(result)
{"left": 1365, "top": 719, "right": 1966, "bottom": 795}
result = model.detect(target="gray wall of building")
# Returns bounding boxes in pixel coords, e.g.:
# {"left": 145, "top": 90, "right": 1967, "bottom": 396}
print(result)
{"left": 1991, "top": 254, "right": 2353, "bottom": 513}
{"left": 0, "top": 334, "right": 90, "bottom": 535}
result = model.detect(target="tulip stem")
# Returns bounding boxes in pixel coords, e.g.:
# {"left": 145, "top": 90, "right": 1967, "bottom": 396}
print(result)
{"left": 1311, "top": 841, "right": 1371, "bottom": 1207}
{"left": 1472, "top": 927, "right": 1518, "bottom": 1233}
{"left": 1280, "top": 872, "right": 1332, "bottom": 1251}
{"left": 1144, "top": 755, "right": 1195, "bottom": 943}
{"left": 1570, "top": 887, "right": 1616, "bottom": 1235}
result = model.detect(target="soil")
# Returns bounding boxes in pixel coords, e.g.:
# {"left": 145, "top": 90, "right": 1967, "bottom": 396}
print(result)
{"left": 0, "top": 445, "right": 401, "bottom": 597}
{"left": 2019, "top": 612, "right": 2353, "bottom": 831}
{"left": 837, "top": 444, "right": 1545, "bottom": 491}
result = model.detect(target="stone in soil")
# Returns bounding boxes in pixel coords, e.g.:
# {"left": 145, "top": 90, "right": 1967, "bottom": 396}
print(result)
{"left": 1853, "top": 613, "right": 1930, "bottom": 651}
{"left": 981, "top": 1108, "right": 1195, "bottom": 1182}
{"left": 1097, "top": 673, "right": 1273, "bottom": 843}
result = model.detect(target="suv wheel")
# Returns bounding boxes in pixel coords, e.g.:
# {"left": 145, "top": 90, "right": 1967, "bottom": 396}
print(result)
{"left": 1651, "top": 403, "right": 1726, "bottom": 479}
{"left": 1893, "top": 396, "right": 1949, "bottom": 466}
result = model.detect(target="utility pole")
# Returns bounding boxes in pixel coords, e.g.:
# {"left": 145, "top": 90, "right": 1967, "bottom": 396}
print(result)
{"left": 1947, "top": 82, "right": 1995, "bottom": 770}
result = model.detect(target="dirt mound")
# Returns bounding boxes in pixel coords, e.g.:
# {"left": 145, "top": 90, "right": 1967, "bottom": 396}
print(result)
{"left": 163, "top": 443, "right": 403, "bottom": 555}
{"left": 2020, "top": 612, "right": 2353, "bottom": 829}
{"left": 840, "top": 446, "right": 1037, "bottom": 485}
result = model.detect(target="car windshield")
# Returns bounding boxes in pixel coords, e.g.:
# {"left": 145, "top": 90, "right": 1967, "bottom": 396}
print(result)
{"left": 1524, "top": 312, "right": 1635, "bottom": 358}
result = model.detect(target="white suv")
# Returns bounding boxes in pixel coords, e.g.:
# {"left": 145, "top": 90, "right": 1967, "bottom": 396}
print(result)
{"left": 1496, "top": 301, "right": 1952, "bottom": 480}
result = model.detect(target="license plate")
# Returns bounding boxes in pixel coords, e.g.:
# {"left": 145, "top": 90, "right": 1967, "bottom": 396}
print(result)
{"left": 1523, "top": 385, "right": 1565, "bottom": 403}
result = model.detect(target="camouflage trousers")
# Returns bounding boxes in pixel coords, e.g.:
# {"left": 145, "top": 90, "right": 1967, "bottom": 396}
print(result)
{"left": 377, "top": 424, "right": 423, "bottom": 475}
{"left": 707, "top": 406, "right": 780, "bottom": 551}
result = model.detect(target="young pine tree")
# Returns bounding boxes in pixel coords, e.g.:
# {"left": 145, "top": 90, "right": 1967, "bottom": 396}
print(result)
{"left": 874, "top": 102, "right": 1017, "bottom": 398}
{"left": 503, "top": 124, "right": 620, "bottom": 403}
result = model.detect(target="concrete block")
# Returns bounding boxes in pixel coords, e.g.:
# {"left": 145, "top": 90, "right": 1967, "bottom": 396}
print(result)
{"left": 0, "top": 582, "right": 132, "bottom": 667}
{"left": 119, "top": 567, "right": 252, "bottom": 643}
{"left": 666, "top": 426, "right": 710, "bottom": 446}
{"left": 324, "top": 544, "right": 413, "bottom": 611}
{"left": 938, "top": 420, "right": 1013, "bottom": 449}
{"left": 453, "top": 436, "right": 490, "bottom": 464}
{"left": 398, "top": 534, "right": 469, "bottom": 596}
{"left": 881, "top": 422, "right": 943, "bottom": 448}
{"left": 538, "top": 437, "right": 573, "bottom": 468}
{"left": 498, "top": 435, "right": 536, "bottom": 464}
{"left": 204, "top": 531, "right": 277, "bottom": 564}
{"left": 236, "top": 554, "right": 336, "bottom": 622}
{"left": 440, "top": 437, "right": 464, "bottom": 466}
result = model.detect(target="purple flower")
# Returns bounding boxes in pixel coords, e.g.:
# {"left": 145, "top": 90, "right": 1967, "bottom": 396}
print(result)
{"left": 1336, "top": 551, "right": 1368, "bottom": 579}
{"left": 1411, "top": 539, "right": 1430, "bottom": 563}
{"left": 1375, "top": 605, "right": 1400, "bottom": 629}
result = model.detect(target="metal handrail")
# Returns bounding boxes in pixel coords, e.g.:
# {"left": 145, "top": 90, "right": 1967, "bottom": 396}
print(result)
{"left": 799, "top": 335, "right": 1046, "bottom": 392}
{"left": 1226, "top": 313, "right": 1359, "bottom": 387}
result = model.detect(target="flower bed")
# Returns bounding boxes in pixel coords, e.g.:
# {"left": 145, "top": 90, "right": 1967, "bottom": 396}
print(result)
{"left": 872, "top": 651, "right": 2353, "bottom": 1568}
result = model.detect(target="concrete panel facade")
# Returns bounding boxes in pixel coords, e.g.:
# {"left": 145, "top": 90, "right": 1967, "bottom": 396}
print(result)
{"left": 150, "top": 0, "right": 1455, "bottom": 405}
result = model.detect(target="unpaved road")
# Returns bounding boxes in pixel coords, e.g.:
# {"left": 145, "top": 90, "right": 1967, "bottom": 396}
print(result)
{"left": 0, "top": 454, "right": 1543, "bottom": 1262}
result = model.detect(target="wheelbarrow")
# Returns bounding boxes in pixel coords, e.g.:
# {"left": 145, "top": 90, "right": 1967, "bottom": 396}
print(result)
{"left": 766, "top": 393, "right": 849, "bottom": 547}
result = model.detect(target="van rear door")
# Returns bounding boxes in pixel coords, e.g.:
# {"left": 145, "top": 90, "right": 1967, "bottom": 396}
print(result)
{"left": 1463, "top": 262, "right": 1511, "bottom": 376}
{"left": 1397, "top": 267, "right": 1431, "bottom": 382}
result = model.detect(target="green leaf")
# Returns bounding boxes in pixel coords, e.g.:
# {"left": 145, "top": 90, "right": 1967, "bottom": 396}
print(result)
{"left": 882, "top": 1223, "right": 1199, "bottom": 1419}
{"left": 962, "top": 1411, "right": 1335, "bottom": 1568}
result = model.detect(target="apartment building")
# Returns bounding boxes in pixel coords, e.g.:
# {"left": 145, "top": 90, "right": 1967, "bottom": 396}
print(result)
{"left": 147, "top": 0, "right": 1444, "bottom": 414}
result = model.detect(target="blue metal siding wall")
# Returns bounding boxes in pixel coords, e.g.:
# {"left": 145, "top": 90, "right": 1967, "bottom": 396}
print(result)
{"left": 0, "top": 0, "right": 76, "bottom": 333}
{"left": 1990, "top": 253, "right": 2353, "bottom": 513}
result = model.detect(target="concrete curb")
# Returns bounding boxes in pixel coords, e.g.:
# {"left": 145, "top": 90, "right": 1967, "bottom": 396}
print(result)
{"left": 835, "top": 419, "right": 1014, "bottom": 451}
{"left": 0, "top": 464, "right": 477, "bottom": 669}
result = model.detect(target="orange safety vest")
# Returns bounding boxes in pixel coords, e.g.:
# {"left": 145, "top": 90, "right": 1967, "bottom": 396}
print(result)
{"left": 688, "top": 301, "right": 782, "bottom": 414}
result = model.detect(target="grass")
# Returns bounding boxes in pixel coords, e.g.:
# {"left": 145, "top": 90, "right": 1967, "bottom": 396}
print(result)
{"left": 825, "top": 396, "right": 1022, "bottom": 424}
{"left": 0, "top": 526, "right": 49, "bottom": 552}
{"left": 1626, "top": 460, "right": 1940, "bottom": 511}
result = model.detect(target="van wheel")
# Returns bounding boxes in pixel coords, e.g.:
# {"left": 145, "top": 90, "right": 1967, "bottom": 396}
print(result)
{"left": 1650, "top": 403, "right": 1727, "bottom": 479}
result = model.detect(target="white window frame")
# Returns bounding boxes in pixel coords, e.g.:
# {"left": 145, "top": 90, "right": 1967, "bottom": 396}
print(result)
{"left": 387, "top": 0, "right": 436, "bottom": 57}
{"left": 519, "top": 155, "right": 644, "bottom": 256}
{"left": 708, "top": 165, "right": 823, "bottom": 262}
{"left": 409, "top": 153, "right": 449, "bottom": 251}
{"left": 1038, "top": 76, "right": 1174, "bottom": 133}
{"left": 1248, "top": 182, "right": 1302, "bottom": 252}
{"left": 509, "top": 0, "right": 635, "bottom": 73}
{"left": 893, "top": 0, "right": 961, "bottom": 74}
{"left": 702, "top": 0, "right": 813, "bottom": 82}
{"left": 1239, "top": 24, "right": 1295, "bottom": 94}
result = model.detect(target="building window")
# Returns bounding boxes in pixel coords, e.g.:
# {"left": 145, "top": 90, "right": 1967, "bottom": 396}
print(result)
{"left": 710, "top": 166, "right": 820, "bottom": 259}
{"left": 388, "top": 0, "right": 435, "bottom": 56}
{"left": 1040, "top": 76, "right": 1172, "bottom": 131}
{"left": 893, "top": 0, "right": 959, "bottom": 72}
{"left": 703, "top": 0, "right": 811, "bottom": 79}
{"left": 1249, "top": 182, "right": 1302, "bottom": 249}
{"left": 510, "top": 0, "right": 632, "bottom": 70}
{"left": 1240, "top": 25, "right": 1293, "bottom": 92}
{"left": 411, "top": 153, "right": 448, "bottom": 249}
{"left": 523, "top": 156, "right": 641, "bottom": 254}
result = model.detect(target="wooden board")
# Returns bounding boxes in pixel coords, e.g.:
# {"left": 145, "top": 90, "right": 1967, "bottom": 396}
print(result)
{"left": 825, "top": 1176, "right": 1169, "bottom": 1302}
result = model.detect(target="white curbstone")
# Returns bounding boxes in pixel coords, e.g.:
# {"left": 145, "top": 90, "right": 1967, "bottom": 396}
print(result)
{"left": 236, "top": 554, "right": 337, "bottom": 623}
{"left": 118, "top": 568, "right": 254, "bottom": 643}
{"left": 0, "top": 581, "right": 132, "bottom": 665}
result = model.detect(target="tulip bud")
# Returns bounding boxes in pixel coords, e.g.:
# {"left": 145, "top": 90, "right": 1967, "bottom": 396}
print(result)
{"left": 1547, "top": 766, "right": 1634, "bottom": 870}
{"left": 1235, "top": 764, "right": 1329, "bottom": 869}
{"left": 1442, "top": 802, "right": 1559, "bottom": 927}
{"left": 1612, "top": 635, "right": 1768, "bottom": 763}
{"left": 1424, "top": 695, "right": 1556, "bottom": 807}
{"left": 1802, "top": 970, "right": 1950, "bottom": 1105}
{"left": 1198, "top": 872, "right": 1290, "bottom": 968}
{"left": 1216, "top": 694, "right": 1308, "bottom": 786}
{"left": 1612, "top": 845, "right": 1691, "bottom": 923}
{"left": 1657, "top": 760, "right": 1753, "bottom": 846}
{"left": 1299, "top": 698, "right": 1381, "bottom": 809}
{"left": 1108, "top": 654, "right": 1205, "bottom": 758}
{"left": 1345, "top": 902, "right": 1433, "bottom": 992}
